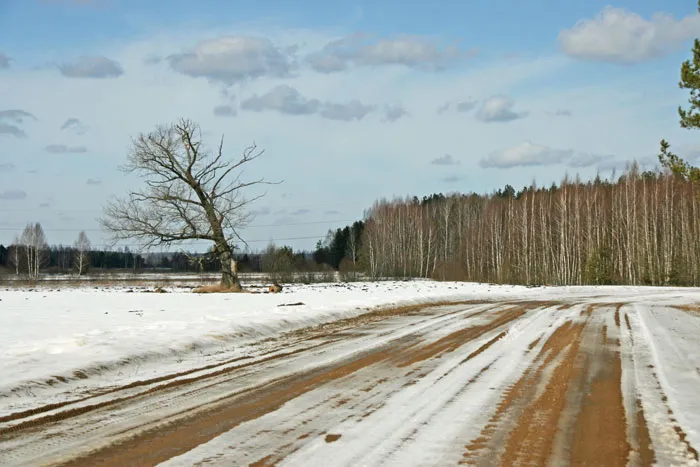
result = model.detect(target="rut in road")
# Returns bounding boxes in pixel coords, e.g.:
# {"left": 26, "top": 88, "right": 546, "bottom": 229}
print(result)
{"left": 1, "top": 299, "right": 699, "bottom": 467}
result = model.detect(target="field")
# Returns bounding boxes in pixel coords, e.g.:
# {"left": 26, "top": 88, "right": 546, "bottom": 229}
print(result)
{"left": 1, "top": 281, "right": 699, "bottom": 466}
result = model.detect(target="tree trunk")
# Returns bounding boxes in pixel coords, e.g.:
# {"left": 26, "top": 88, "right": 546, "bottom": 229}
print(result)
{"left": 217, "top": 243, "right": 242, "bottom": 291}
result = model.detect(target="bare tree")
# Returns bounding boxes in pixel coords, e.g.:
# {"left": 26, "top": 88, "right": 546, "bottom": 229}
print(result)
{"left": 19, "top": 223, "right": 48, "bottom": 279}
{"left": 8, "top": 236, "right": 21, "bottom": 275}
{"left": 101, "top": 118, "right": 277, "bottom": 290}
{"left": 74, "top": 231, "right": 91, "bottom": 276}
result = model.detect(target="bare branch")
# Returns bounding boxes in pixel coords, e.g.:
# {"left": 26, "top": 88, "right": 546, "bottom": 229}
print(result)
{"left": 101, "top": 118, "right": 280, "bottom": 288}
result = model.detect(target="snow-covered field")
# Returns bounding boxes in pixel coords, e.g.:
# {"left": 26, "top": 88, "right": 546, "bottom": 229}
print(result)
{"left": 1, "top": 281, "right": 700, "bottom": 466}
{"left": 0, "top": 280, "right": 523, "bottom": 411}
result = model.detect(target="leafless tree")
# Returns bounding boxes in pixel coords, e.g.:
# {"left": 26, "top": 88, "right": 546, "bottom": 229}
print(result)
{"left": 100, "top": 118, "right": 277, "bottom": 290}
{"left": 74, "top": 231, "right": 91, "bottom": 276}
{"left": 19, "top": 223, "right": 48, "bottom": 279}
{"left": 8, "top": 235, "right": 21, "bottom": 275}
{"left": 360, "top": 167, "right": 699, "bottom": 286}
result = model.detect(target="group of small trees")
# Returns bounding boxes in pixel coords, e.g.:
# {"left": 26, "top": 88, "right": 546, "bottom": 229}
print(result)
{"left": 3, "top": 225, "right": 91, "bottom": 277}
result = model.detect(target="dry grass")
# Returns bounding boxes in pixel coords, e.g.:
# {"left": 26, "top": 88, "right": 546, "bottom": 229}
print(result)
{"left": 192, "top": 284, "right": 246, "bottom": 294}
{"left": 671, "top": 304, "right": 700, "bottom": 316}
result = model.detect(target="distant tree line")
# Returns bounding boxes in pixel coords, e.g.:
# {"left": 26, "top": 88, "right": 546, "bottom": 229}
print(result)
{"left": 357, "top": 167, "right": 700, "bottom": 286}
{"left": 0, "top": 225, "right": 334, "bottom": 278}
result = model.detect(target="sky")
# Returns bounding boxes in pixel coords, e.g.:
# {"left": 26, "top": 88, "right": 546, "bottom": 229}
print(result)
{"left": 0, "top": 0, "right": 699, "bottom": 252}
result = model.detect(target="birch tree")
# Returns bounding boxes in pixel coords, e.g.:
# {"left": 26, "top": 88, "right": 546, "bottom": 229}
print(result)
{"left": 19, "top": 223, "right": 48, "bottom": 279}
{"left": 74, "top": 231, "right": 91, "bottom": 276}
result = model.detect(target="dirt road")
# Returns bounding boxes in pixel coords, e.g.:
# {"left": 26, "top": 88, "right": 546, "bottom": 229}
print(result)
{"left": 1, "top": 298, "right": 699, "bottom": 466}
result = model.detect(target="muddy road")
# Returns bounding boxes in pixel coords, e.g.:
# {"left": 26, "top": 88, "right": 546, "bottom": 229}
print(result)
{"left": 1, "top": 298, "right": 699, "bottom": 466}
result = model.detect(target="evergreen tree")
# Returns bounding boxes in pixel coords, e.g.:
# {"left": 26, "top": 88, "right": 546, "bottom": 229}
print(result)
{"left": 659, "top": 0, "right": 700, "bottom": 183}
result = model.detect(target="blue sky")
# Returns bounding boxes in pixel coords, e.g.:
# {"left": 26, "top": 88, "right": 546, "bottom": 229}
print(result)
{"left": 0, "top": 0, "right": 699, "bottom": 251}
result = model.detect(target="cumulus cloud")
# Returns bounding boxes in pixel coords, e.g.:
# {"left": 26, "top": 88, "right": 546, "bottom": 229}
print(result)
{"left": 60, "top": 117, "right": 89, "bottom": 134}
{"left": 0, "top": 52, "right": 11, "bottom": 69}
{"left": 241, "top": 85, "right": 320, "bottom": 115}
{"left": 442, "top": 175, "right": 463, "bottom": 183}
{"left": 431, "top": 154, "right": 460, "bottom": 166}
{"left": 0, "top": 189, "right": 27, "bottom": 200}
{"left": 86, "top": 178, "right": 102, "bottom": 185}
{"left": 239, "top": 85, "right": 374, "bottom": 121}
{"left": 59, "top": 56, "right": 124, "bottom": 78}
{"left": 307, "top": 34, "right": 474, "bottom": 73}
{"left": 383, "top": 104, "right": 409, "bottom": 122}
{"left": 559, "top": 7, "right": 700, "bottom": 63}
{"left": 481, "top": 142, "right": 573, "bottom": 168}
{"left": 0, "top": 110, "right": 35, "bottom": 138}
{"left": 476, "top": 96, "right": 528, "bottom": 123}
{"left": 0, "top": 123, "right": 27, "bottom": 138}
{"left": 320, "top": 100, "right": 374, "bottom": 121}
{"left": 168, "top": 36, "right": 295, "bottom": 85}
{"left": 213, "top": 104, "right": 237, "bottom": 117}
{"left": 45, "top": 144, "right": 88, "bottom": 154}
{"left": 0, "top": 109, "right": 36, "bottom": 124}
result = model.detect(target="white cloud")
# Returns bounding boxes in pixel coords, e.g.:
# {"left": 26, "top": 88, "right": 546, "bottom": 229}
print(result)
{"left": 431, "top": 154, "right": 460, "bottom": 166}
{"left": 307, "top": 34, "right": 475, "bottom": 73}
{"left": 59, "top": 56, "right": 124, "bottom": 78}
{"left": 476, "top": 96, "right": 528, "bottom": 122}
{"left": 559, "top": 7, "right": 700, "bottom": 63}
{"left": 436, "top": 99, "right": 477, "bottom": 114}
{"left": 0, "top": 110, "right": 35, "bottom": 138}
{"left": 320, "top": 100, "right": 374, "bottom": 121}
{"left": 383, "top": 104, "right": 409, "bottom": 122}
{"left": 0, "top": 123, "right": 27, "bottom": 138}
{"left": 481, "top": 142, "right": 573, "bottom": 168}
{"left": 60, "top": 117, "right": 89, "bottom": 134}
{"left": 168, "top": 36, "right": 295, "bottom": 85}
{"left": 239, "top": 85, "right": 375, "bottom": 121}
{"left": 0, "top": 109, "right": 36, "bottom": 124}
{"left": 241, "top": 85, "right": 321, "bottom": 115}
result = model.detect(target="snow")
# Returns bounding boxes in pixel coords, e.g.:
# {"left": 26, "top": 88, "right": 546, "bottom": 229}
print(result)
{"left": 0, "top": 280, "right": 531, "bottom": 414}
{"left": 1, "top": 280, "right": 700, "bottom": 465}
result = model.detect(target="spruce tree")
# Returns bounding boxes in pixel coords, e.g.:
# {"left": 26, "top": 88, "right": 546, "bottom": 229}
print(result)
{"left": 658, "top": 1, "right": 700, "bottom": 183}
